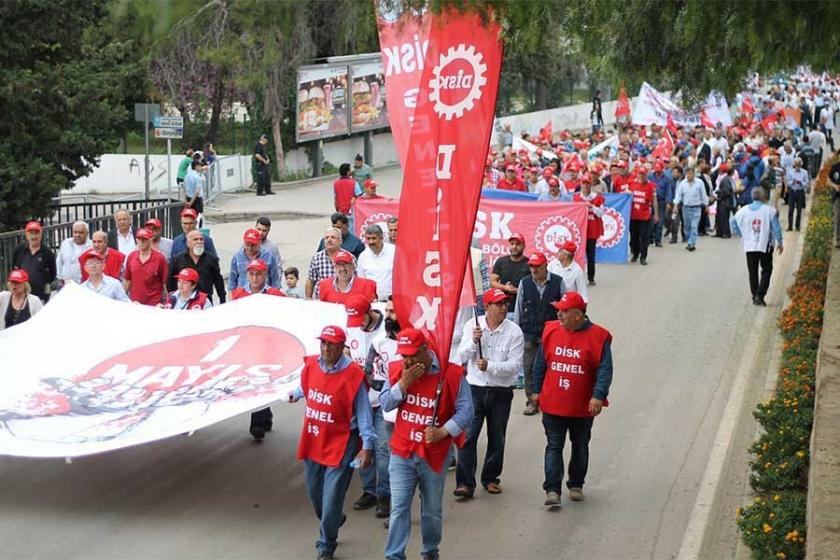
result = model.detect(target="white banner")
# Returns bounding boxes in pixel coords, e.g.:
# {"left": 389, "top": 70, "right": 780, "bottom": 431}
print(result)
{"left": 0, "top": 284, "right": 345, "bottom": 458}
{"left": 632, "top": 82, "right": 732, "bottom": 128}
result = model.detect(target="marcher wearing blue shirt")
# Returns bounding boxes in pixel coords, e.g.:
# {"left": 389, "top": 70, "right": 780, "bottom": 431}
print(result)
{"left": 649, "top": 168, "right": 675, "bottom": 246}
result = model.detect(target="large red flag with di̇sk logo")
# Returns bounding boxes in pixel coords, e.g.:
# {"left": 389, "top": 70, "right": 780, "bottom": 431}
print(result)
{"left": 0, "top": 284, "right": 346, "bottom": 458}
{"left": 356, "top": 198, "right": 589, "bottom": 270}
{"left": 382, "top": 10, "right": 502, "bottom": 364}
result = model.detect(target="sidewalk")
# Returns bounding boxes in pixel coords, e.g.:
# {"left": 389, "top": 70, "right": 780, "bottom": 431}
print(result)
{"left": 203, "top": 165, "right": 404, "bottom": 280}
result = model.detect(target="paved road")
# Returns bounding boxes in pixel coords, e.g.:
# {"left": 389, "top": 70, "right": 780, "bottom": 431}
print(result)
{"left": 0, "top": 169, "right": 801, "bottom": 560}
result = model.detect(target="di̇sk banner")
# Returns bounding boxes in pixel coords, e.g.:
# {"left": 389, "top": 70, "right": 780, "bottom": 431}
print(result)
{"left": 596, "top": 193, "right": 632, "bottom": 264}
{"left": 381, "top": 9, "right": 503, "bottom": 364}
{"left": 0, "top": 284, "right": 345, "bottom": 458}
{"left": 356, "top": 197, "right": 589, "bottom": 271}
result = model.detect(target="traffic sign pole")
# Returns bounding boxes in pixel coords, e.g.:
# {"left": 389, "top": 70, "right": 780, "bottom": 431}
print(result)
{"left": 167, "top": 139, "right": 172, "bottom": 201}
{"left": 144, "top": 104, "right": 150, "bottom": 199}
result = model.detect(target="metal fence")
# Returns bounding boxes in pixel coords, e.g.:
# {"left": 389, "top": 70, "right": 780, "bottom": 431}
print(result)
{"left": 205, "top": 154, "right": 247, "bottom": 205}
{"left": 0, "top": 199, "right": 184, "bottom": 286}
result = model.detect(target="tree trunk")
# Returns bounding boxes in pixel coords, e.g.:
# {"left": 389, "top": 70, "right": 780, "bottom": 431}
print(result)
{"left": 535, "top": 78, "right": 548, "bottom": 110}
{"left": 271, "top": 116, "right": 285, "bottom": 178}
{"left": 204, "top": 74, "right": 225, "bottom": 146}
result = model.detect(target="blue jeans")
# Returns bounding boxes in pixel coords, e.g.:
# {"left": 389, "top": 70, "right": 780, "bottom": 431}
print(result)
{"left": 653, "top": 199, "right": 667, "bottom": 243}
{"left": 360, "top": 407, "right": 392, "bottom": 498}
{"left": 303, "top": 432, "right": 360, "bottom": 555}
{"left": 682, "top": 205, "right": 702, "bottom": 247}
{"left": 456, "top": 385, "right": 513, "bottom": 489}
{"left": 542, "top": 413, "right": 594, "bottom": 493}
{"left": 385, "top": 448, "right": 452, "bottom": 560}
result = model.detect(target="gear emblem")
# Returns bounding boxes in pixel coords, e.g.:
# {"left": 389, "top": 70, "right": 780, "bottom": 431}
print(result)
{"left": 428, "top": 44, "right": 488, "bottom": 120}
{"left": 596, "top": 207, "right": 625, "bottom": 249}
{"left": 534, "top": 215, "right": 582, "bottom": 257}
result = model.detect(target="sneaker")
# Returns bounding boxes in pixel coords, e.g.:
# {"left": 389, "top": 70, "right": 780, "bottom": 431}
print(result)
{"left": 453, "top": 486, "right": 474, "bottom": 499}
{"left": 249, "top": 425, "right": 265, "bottom": 441}
{"left": 588, "top": 279, "right": 596, "bottom": 286}
{"left": 630, "top": 255, "right": 638, "bottom": 263}
{"left": 544, "top": 491, "right": 561, "bottom": 508}
{"left": 523, "top": 401, "right": 539, "bottom": 416}
{"left": 317, "top": 550, "right": 334, "bottom": 560}
{"left": 375, "top": 497, "right": 391, "bottom": 518}
{"left": 353, "top": 492, "right": 377, "bottom": 510}
{"left": 568, "top": 487, "right": 584, "bottom": 502}
{"left": 640, "top": 257, "right": 647, "bottom": 266}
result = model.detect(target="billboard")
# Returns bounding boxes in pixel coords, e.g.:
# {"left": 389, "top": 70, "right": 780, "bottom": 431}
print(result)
{"left": 296, "top": 64, "right": 350, "bottom": 142}
{"left": 349, "top": 61, "right": 388, "bottom": 132}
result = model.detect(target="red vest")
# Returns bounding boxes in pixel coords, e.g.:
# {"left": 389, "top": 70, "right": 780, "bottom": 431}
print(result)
{"left": 573, "top": 192, "right": 605, "bottom": 239}
{"left": 539, "top": 320, "right": 612, "bottom": 417}
{"left": 296, "top": 356, "right": 366, "bottom": 467}
{"left": 387, "top": 361, "right": 466, "bottom": 472}
{"left": 629, "top": 181, "right": 655, "bottom": 220}
{"left": 318, "top": 276, "right": 377, "bottom": 304}
{"left": 230, "top": 286, "right": 286, "bottom": 300}
{"left": 165, "top": 290, "right": 209, "bottom": 310}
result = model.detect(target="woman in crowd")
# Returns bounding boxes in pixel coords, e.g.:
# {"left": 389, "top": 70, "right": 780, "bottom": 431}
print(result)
{"left": 0, "top": 269, "right": 44, "bottom": 330}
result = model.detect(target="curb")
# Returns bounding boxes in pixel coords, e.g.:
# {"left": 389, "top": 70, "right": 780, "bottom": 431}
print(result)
{"left": 204, "top": 210, "right": 329, "bottom": 224}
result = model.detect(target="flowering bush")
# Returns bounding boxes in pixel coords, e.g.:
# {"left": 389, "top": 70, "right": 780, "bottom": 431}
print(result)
{"left": 737, "top": 163, "right": 835, "bottom": 559}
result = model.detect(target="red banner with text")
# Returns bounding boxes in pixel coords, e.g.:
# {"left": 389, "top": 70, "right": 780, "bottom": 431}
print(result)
{"left": 356, "top": 198, "right": 589, "bottom": 271}
{"left": 377, "top": 10, "right": 503, "bottom": 364}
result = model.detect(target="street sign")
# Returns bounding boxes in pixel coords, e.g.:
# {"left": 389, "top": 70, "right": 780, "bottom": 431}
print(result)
{"left": 134, "top": 103, "right": 161, "bottom": 123}
{"left": 154, "top": 128, "right": 184, "bottom": 139}
{"left": 153, "top": 116, "right": 184, "bottom": 128}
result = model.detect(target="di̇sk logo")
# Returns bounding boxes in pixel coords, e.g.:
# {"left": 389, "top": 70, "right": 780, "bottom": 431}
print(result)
{"left": 1, "top": 327, "right": 305, "bottom": 443}
{"left": 535, "top": 216, "right": 583, "bottom": 256}
{"left": 597, "top": 207, "right": 625, "bottom": 249}
{"left": 428, "top": 44, "right": 487, "bottom": 120}
{"left": 359, "top": 211, "right": 396, "bottom": 238}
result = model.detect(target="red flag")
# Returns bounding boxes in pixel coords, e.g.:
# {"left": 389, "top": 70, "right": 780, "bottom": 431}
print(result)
{"left": 377, "top": 10, "right": 433, "bottom": 168}
{"left": 615, "top": 85, "right": 631, "bottom": 118}
{"left": 700, "top": 110, "right": 715, "bottom": 129}
{"left": 760, "top": 112, "right": 778, "bottom": 134}
{"left": 651, "top": 130, "right": 674, "bottom": 160}
{"left": 666, "top": 113, "right": 678, "bottom": 135}
{"left": 381, "top": 9, "right": 503, "bottom": 364}
{"left": 741, "top": 95, "right": 755, "bottom": 116}
{"left": 539, "top": 120, "right": 553, "bottom": 142}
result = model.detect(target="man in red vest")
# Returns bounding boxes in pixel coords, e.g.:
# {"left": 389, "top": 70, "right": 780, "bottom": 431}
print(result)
{"left": 379, "top": 328, "right": 474, "bottom": 560}
{"left": 628, "top": 169, "right": 659, "bottom": 265}
{"left": 531, "top": 291, "right": 613, "bottom": 508}
{"left": 318, "top": 249, "right": 378, "bottom": 304}
{"left": 289, "top": 325, "right": 375, "bottom": 560}
{"left": 572, "top": 178, "right": 606, "bottom": 285}
{"left": 230, "top": 258, "right": 285, "bottom": 440}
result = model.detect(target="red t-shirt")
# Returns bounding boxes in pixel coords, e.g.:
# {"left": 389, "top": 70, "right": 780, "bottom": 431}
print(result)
{"left": 333, "top": 177, "right": 357, "bottom": 214}
{"left": 629, "top": 180, "right": 655, "bottom": 221}
{"left": 611, "top": 174, "right": 631, "bottom": 193}
{"left": 497, "top": 177, "right": 527, "bottom": 192}
{"left": 318, "top": 276, "right": 377, "bottom": 304}
{"left": 79, "top": 248, "right": 124, "bottom": 282}
{"left": 124, "top": 249, "right": 168, "bottom": 306}
{"left": 230, "top": 286, "right": 286, "bottom": 299}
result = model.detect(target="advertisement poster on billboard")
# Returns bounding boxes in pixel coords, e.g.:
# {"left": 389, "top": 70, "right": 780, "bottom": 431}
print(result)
{"left": 349, "top": 61, "right": 388, "bottom": 132}
{"left": 296, "top": 65, "right": 350, "bottom": 142}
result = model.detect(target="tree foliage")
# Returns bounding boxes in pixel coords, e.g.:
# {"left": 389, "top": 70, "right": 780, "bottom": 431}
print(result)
{"left": 0, "top": 0, "right": 143, "bottom": 230}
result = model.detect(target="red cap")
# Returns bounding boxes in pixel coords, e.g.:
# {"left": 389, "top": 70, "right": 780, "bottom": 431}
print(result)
{"left": 135, "top": 228, "right": 153, "bottom": 240}
{"left": 344, "top": 294, "right": 371, "bottom": 327}
{"left": 530, "top": 166, "right": 539, "bottom": 173}
{"left": 551, "top": 291, "right": 587, "bottom": 312}
{"left": 654, "top": 162, "right": 664, "bottom": 171}
{"left": 505, "top": 164, "right": 516, "bottom": 172}
{"left": 243, "top": 228, "right": 262, "bottom": 245}
{"left": 617, "top": 161, "right": 628, "bottom": 169}
{"left": 144, "top": 218, "right": 162, "bottom": 229}
{"left": 581, "top": 173, "right": 593, "bottom": 184}
{"left": 80, "top": 249, "right": 106, "bottom": 265}
{"left": 719, "top": 163, "right": 729, "bottom": 172}
{"left": 396, "top": 328, "right": 426, "bottom": 356}
{"left": 561, "top": 241, "right": 577, "bottom": 254}
{"left": 363, "top": 179, "right": 377, "bottom": 188}
{"left": 333, "top": 249, "right": 354, "bottom": 265}
{"left": 318, "top": 325, "right": 347, "bottom": 344}
{"left": 176, "top": 268, "right": 200, "bottom": 284}
{"left": 482, "top": 288, "right": 509, "bottom": 306}
{"left": 246, "top": 258, "right": 268, "bottom": 272}
{"left": 527, "top": 252, "right": 548, "bottom": 266}
{"left": 542, "top": 168, "right": 553, "bottom": 178}
{"left": 548, "top": 178, "right": 560, "bottom": 188}
{"left": 25, "top": 221, "right": 42, "bottom": 232}
{"left": 8, "top": 269, "right": 29, "bottom": 283}
{"left": 181, "top": 208, "right": 198, "bottom": 219}
{"left": 508, "top": 233, "right": 525, "bottom": 245}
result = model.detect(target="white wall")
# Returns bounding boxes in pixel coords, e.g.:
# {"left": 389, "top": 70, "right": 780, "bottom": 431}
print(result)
{"left": 67, "top": 97, "right": 631, "bottom": 195}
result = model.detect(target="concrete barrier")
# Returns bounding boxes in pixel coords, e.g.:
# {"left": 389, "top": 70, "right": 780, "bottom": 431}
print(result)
{"left": 806, "top": 247, "right": 840, "bottom": 559}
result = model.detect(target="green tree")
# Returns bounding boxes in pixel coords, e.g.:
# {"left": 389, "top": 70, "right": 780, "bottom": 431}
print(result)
{"left": 0, "top": 0, "right": 143, "bottom": 231}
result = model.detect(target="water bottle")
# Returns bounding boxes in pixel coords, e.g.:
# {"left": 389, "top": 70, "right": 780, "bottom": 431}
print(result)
{"left": 350, "top": 458, "right": 364, "bottom": 469}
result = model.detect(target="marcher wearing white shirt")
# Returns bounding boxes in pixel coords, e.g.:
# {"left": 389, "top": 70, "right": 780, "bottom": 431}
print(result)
{"left": 547, "top": 242, "right": 588, "bottom": 302}
{"left": 453, "top": 288, "right": 524, "bottom": 498}
{"left": 357, "top": 224, "right": 395, "bottom": 300}
{"left": 57, "top": 221, "right": 92, "bottom": 286}
{"left": 80, "top": 251, "right": 130, "bottom": 302}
